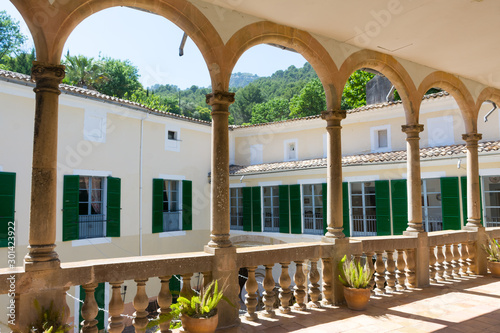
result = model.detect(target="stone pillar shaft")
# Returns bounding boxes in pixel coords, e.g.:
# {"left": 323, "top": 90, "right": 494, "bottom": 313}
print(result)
{"left": 321, "top": 110, "right": 346, "bottom": 238}
{"left": 25, "top": 62, "right": 65, "bottom": 269}
{"left": 206, "top": 91, "right": 235, "bottom": 248}
{"left": 402, "top": 124, "right": 424, "bottom": 232}
{"left": 463, "top": 133, "right": 483, "bottom": 227}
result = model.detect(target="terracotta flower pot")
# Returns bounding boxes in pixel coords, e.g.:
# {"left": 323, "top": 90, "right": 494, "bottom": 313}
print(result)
{"left": 488, "top": 261, "right": 500, "bottom": 278}
{"left": 343, "top": 286, "right": 371, "bottom": 311}
{"left": 180, "top": 312, "right": 218, "bottom": 333}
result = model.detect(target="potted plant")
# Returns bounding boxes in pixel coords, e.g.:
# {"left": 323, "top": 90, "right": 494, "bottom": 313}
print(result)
{"left": 148, "top": 279, "right": 235, "bottom": 333}
{"left": 483, "top": 236, "right": 500, "bottom": 277}
{"left": 338, "top": 255, "right": 374, "bottom": 311}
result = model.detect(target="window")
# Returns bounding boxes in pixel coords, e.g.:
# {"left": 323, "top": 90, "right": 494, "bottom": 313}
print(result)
{"left": 230, "top": 188, "right": 243, "bottom": 230}
{"left": 263, "top": 186, "right": 279, "bottom": 232}
{"left": 0, "top": 172, "right": 15, "bottom": 248}
{"left": 250, "top": 144, "right": 263, "bottom": 165}
{"left": 152, "top": 179, "right": 192, "bottom": 233}
{"left": 370, "top": 125, "right": 391, "bottom": 152}
{"left": 79, "top": 176, "right": 106, "bottom": 239}
{"left": 165, "top": 125, "right": 181, "bottom": 152}
{"left": 484, "top": 176, "right": 500, "bottom": 227}
{"left": 284, "top": 139, "right": 298, "bottom": 161}
{"left": 303, "top": 184, "right": 323, "bottom": 235}
{"left": 421, "top": 178, "right": 443, "bottom": 231}
{"left": 168, "top": 130, "right": 177, "bottom": 141}
{"left": 162, "top": 180, "right": 181, "bottom": 231}
{"left": 351, "top": 182, "right": 377, "bottom": 236}
{"left": 63, "top": 175, "right": 121, "bottom": 241}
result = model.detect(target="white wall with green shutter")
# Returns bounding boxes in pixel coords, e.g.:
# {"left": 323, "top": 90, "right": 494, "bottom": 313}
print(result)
{"left": 0, "top": 172, "right": 16, "bottom": 247}
{"left": 151, "top": 179, "right": 192, "bottom": 233}
{"left": 62, "top": 175, "right": 121, "bottom": 241}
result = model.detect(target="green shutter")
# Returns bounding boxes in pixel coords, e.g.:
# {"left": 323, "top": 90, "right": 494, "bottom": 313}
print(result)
{"left": 63, "top": 175, "right": 79, "bottom": 241}
{"left": 152, "top": 179, "right": 164, "bottom": 233}
{"left": 391, "top": 179, "right": 408, "bottom": 235}
{"left": 170, "top": 274, "right": 181, "bottom": 302}
{"left": 182, "top": 180, "right": 193, "bottom": 231}
{"left": 290, "top": 184, "right": 302, "bottom": 234}
{"left": 278, "top": 185, "right": 290, "bottom": 233}
{"left": 342, "top": 182, "right": 350, "bottom": 237}
{"left": 242, "top": 187, "right": 252, "bottom": 231}
{"left": 322, "top": 183, "right": 328, "bottom": 235}
{"left": 441, "top": 177, "right": 461, "bottom": 230}
{"left": 375, "top": 180, "right": 391, "bottom": 236}
{"left": 0, "top": 172, "right": 16, "bottom": 247}
{"left": 106, "top": 177, "right": 121, "bottom": 237}
{"left": 460, "top": 176, "right": 483, "bottom": 226}
{"left": 251, "top": 187, "right": 262, "bottom": 232}
{"left": 79, "top": 283, "right": 105, "bottom": 330}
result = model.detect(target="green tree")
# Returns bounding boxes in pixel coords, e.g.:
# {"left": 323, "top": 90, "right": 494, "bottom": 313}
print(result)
{"left": 289, "top": 78, "right": 326, "bottom": 118}
{"left": 63, "top": 53, "right": 108, "bottom": 89}
{"left": 0, "top": 11, "right": 27, "bottom": 60}
{"left": 231, "top": 84, "right": 264, "bottom": 124}
{"left": 95, "top": 57, "right": 142, "bottom": 98}
{"left": 193, "top": 106, "right": 212, "bottom": 121}
{"left": 342, "top": 70, "right": 375, "bottom": 109}
{"left": 251, "top": 98, "right": 290, "bottom": 124}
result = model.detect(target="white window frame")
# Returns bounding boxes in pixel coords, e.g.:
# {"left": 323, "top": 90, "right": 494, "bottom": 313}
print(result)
{"left": 302, "top": 183, "right": 324, "bottom": 235}
{"left": 230, "top": 187, "right": 244, "bottom": 231}
{"left": 370, "top": 124, "right": 391, "bottom": 152}
{"left": 84, "top": 109, "right": 107, "bottom": 143}
{"left": 165, "top": 124, "right": 181, "bottom": 152}
{"left": 483, "top": 175, "right": 500, "bottom": 227}
{"left": 250, "top": 144, "right": 263, "bottom": 165}
{"left": 158, "top": 174, "right": 184, "bottom": 234}
{"left": 284, "top": 138, "right": 299, "bottom": 162}
{"left": 262, "top": 185, "right": 280, "bottom": 233}
{"left": 350, "top": 181, "right": 377, "bottom": 236}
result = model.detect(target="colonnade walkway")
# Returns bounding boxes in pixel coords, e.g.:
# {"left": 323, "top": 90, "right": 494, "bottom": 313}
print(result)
{"left": 210, "top": 275, "right": 500, "bottom": 333}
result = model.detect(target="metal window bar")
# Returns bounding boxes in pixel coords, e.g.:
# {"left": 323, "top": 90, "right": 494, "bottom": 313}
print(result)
{"left": 79, "top": 214, "right": 106, "bottom": 239}
{"left": 352, "top": 215, "right": 377, "bottom": 236}
{"left": 163, "top": 211, "right": 181, "bottom": 231}
{"left": 423, "top": 216, "right": 443, "bottom": 232}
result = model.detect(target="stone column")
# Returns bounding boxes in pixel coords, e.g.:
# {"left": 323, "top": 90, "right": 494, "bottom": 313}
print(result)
{"left": 24, "top": 62, "right": 65, "bottom": 270}
{"left": 463, "top": 133, "right": 487, "bottom": 274}
{"left": 206, "top": 91, "right": 235, "bottom": 248}
{"left": 204, "top": 91, "right": 239, "bottom": 328}
{"left": 402, "top": 124, "right": 424, "bottom": 233}
{"left": 321, "top": 110, "right": 346, "bottom": 238}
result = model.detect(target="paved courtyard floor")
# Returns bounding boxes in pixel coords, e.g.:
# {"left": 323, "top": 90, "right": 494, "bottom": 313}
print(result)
{"left": 212, "top": 274, "right": 500, "bottom": 333}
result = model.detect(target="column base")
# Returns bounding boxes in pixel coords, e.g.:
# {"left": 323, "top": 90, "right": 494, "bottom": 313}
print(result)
{"left": 207, "top": 234, "right": 232, "bottom": 248}
{"left": 465, "top": 219, "right": 483, "bottom": 228}
{"left": 405, "top": 223, "right": 424, "bottom": 233}
{"left": 324, "top": 227, "right": 345, "bottom": 239}
{"left": 24, "top": 244, "right": 60, "bottom": 271}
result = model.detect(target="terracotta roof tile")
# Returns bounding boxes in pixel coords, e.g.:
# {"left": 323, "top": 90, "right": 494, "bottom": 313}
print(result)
{"left": 229, "top": 140, "right": 500, "bottom": 175}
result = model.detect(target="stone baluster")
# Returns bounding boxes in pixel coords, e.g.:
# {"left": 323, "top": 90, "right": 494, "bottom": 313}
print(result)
{"left": 293, "top": 260, "right": 307, "bottom": 311}
{"left": 443, "top": 244, "right": 452, "bottom": 279}
{"left": 366, "top": 252, "right": 376, "bottom": 290}
{"left": 279, "top": 262, "right": 292, "bottom": 313}
{"left": 108, "top": 281, "right": 124, "bottom": 333}
{"left": 467, "top": 241, "right": 476, "bottom": 274}
{"left": 308, "top": 259, "right": 321, "bottom": 308}
{"left": 451, "top": 243, "right": 460, "bottom": 278}
{"left": 158, "top": 276, "right": 172, "bottom": 333}
{"left": 202, "top": 271, "right": 213, "bottom": 289}
{"left": 374, "top": 251, "right": 385, "bottom": 295}
{"left": 429, "top": 246, "right": 436, "bottom": 283}
{"left": 262, "top": 264, "right": 276, "bottom": 317}
{"left": 133, "top": 279, "right": 149, "bottom": 333}
{"left": 353, "top": 254, "right": 362, "bottom": 265}
{"left": 435, "top": 245, "right": 444, "bottom": 281}
{"left": 81, "top": 283, "right": 99, "bottom": 333}
{"left": 385, "top": 251, "right": 396, "bottom": 293}
{"left": 396, "top": 249, "right": 407, "bottom": 291}
{"left": 405, "top": 249, "right": 416, "bottom": 288}
{"left": 321, "top": 257, "right": 333, "bottom": 306}
{"left": 244, "top": 266, "right": 259, "bottom": 321}
{"left": 62, "top": 287, "right": 71, "bottom": 325}
{"left": 459, "top": 242, "right": 469, "bottom": 277}
{"left": 180, "top": 274, "right": 193, "bottom": 298}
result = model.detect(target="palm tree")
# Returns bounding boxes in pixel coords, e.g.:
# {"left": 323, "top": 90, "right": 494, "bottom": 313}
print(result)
{"left": 63, "top": 52, "right": 109, "bottom": 89}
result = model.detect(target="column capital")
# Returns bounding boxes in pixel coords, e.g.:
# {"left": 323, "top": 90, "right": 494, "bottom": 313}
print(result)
{"left": 31, "top": 62, "right": 65, "bottom": 94}
{"left": 206, "top": 91, "right": 235, "bottom": 107}
{"left": 462, "top": 132, "right": 482, "bottom": 143}
{"left": 321, "top": 110, "right": 347, "bottom": 122}
{"left": 401, "top": 124, "right": 424, "bottom": 134}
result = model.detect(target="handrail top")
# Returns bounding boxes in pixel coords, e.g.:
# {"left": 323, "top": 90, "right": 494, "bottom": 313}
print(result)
{"left": 236, "top": 242, "right": 321, "bottom": 253}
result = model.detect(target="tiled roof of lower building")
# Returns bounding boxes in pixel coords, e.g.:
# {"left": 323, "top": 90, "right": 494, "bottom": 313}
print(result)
{"left": 229, "top": 140, "right": 500, "bottom": 175}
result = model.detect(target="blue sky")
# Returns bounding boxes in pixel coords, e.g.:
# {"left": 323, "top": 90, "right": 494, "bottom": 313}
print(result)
{"left": 1, "top": 3, "right": 307, "bottom": 89}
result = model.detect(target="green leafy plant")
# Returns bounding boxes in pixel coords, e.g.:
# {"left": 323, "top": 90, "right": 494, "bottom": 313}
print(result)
{"left": 483, "top": 236, "right": 500, "bottom": 262}
{"left": 338, "top": 255, "right": 374, "bottom": 289}
{"left": 29, "top": 300, "right": 71, "bottom": 333}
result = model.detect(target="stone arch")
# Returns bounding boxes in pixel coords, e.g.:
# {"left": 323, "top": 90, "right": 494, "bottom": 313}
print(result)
{"left": 339, "top": 50, "right": 418, "bottom": 124}
{"left": 11, "top": 0, "right": 225, "bottom": 87}
{"left": 476, "top": 87, "right": 500, "bottom": 121}
{"left": 223, "top": 21, "right": 340, "bottom": 110}
{"left": 418, "top": 72, "right": 476, "bottom": 132}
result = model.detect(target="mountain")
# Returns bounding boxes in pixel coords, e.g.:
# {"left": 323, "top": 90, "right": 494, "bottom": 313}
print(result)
{"left": 229, "top": 72, "right": 260, "bottom": 88}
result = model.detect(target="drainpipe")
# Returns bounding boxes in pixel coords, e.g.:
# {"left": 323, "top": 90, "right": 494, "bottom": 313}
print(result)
{"left": 484, "top": 101, "right": 497, "bottom": 122}
{"left": 386, "top": 85, "right": 395, "bottom": 102}
{"left": 139, "top": 113, "right": 149, "bottom": 256}
{"left": 179, "top": 32, "right": 188, "bottom": 56}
